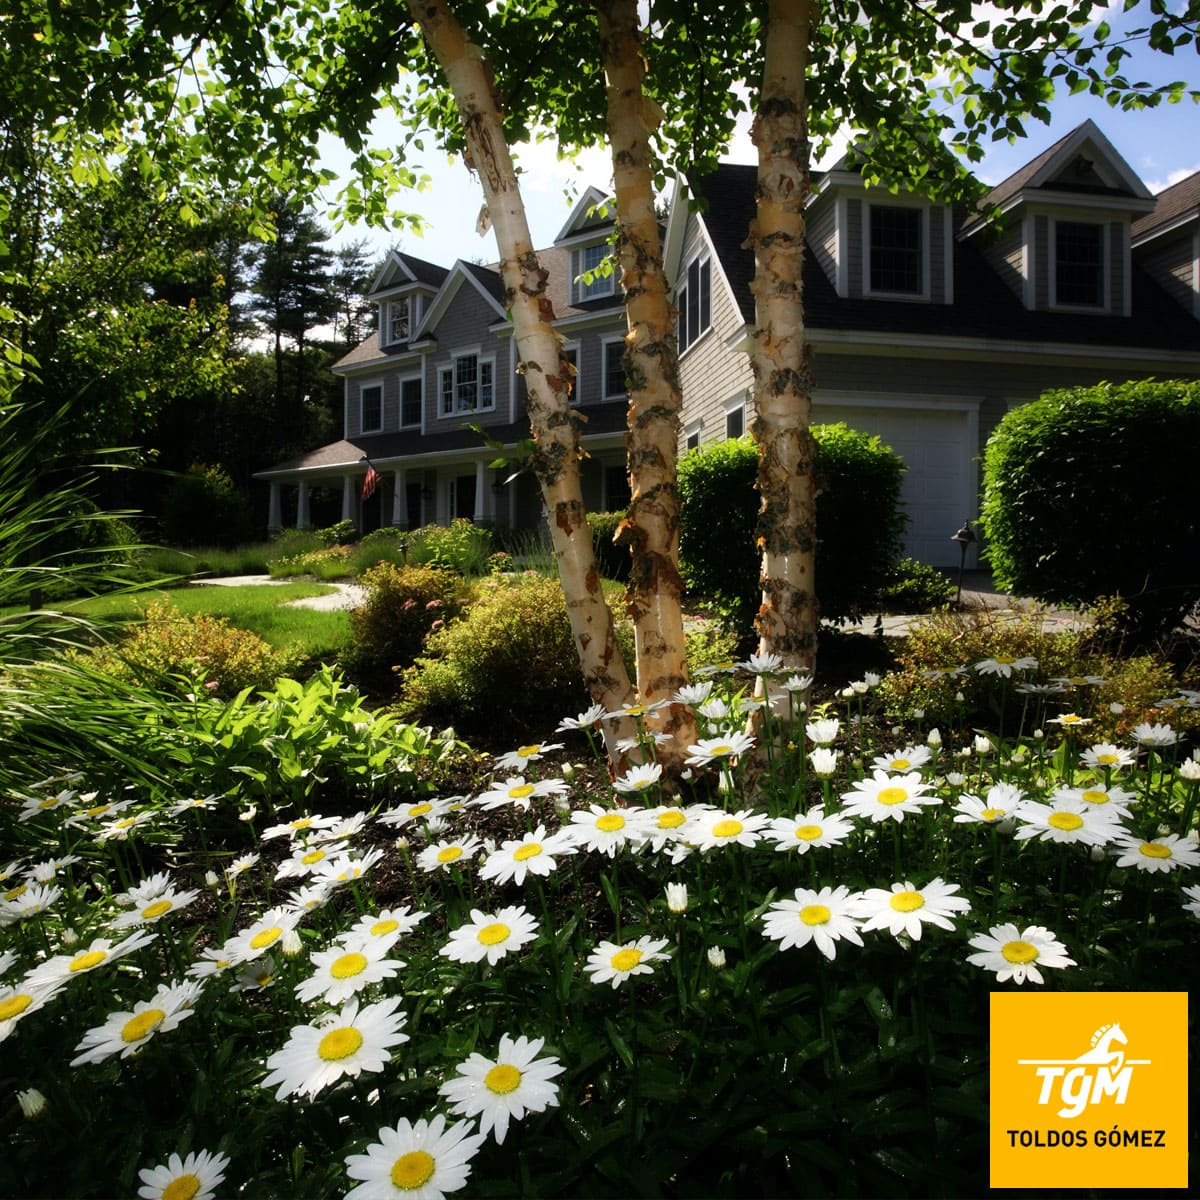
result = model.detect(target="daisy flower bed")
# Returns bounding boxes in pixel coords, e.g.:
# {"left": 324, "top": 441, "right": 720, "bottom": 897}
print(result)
{"left": 1, "top": 657, "right": 1198, "bottom": 1198}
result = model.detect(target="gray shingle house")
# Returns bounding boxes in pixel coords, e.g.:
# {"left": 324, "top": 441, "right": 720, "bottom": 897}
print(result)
{"left": 258, "top": 122, "right": 1200, "bottom": 567}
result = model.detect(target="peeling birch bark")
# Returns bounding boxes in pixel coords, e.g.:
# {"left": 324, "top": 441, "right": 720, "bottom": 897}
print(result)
{"left": 409, "top": 0, "right": 635, "bottom": 746}
{"left": 595, "top": 0, "right": 698, "bottom": 771}
{"left": 749, "top": 0, "right": 819, "bottom": 695}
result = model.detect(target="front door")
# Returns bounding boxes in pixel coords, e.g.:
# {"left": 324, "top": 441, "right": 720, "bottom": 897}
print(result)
{"left": 452, "top": 474, "right": 477, "bottom": 521}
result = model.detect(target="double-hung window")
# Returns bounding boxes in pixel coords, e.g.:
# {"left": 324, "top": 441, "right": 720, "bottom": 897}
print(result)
{"left": 400, "top": 377, "right": 422, "bottom": 428}
{"left": 439, "top": 353, "right": 494, "bottom": 416}
{"left": 677, "top": 253, "right": 711, "bottom": 352}
{"left": 574, "top": 243, "right": 615, "bottom": 303}
{"left": 1053, "top": 220, "right": 1105, "bottom": 309}
{"left": 360, "top": 382, "right": 383, "bottom": 433}
{"left": 868, "top": 205, "right": 923, "bottom": 296}
{"left": 603, "top": 339, "right": 626, "bottom": 400}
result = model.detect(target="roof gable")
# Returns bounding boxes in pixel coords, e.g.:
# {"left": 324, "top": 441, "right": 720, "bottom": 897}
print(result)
{"left": 368, "top": 250, "right": 450, "bottom": 299}
{"left": 414, "top": 259, "right": 507, "bottom": 339}
{"left": 554, "top": 185, "right": 615, "bottom": 244}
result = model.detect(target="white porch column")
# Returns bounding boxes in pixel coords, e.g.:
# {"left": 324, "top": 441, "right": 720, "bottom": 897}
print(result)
{"left": 474, "top": 460, "right": 486, "bottom": 523}
{"left": 296, "top": 480, "right": 311, "bottom": 529}
{"left": 391, "top": 468, "right": 406, "bottom": 527}
{"left": 342, "top": 475, "right": 355, "bottom": 523}
{"left": 267, "top": 481, "right": 282, "bottom": 532}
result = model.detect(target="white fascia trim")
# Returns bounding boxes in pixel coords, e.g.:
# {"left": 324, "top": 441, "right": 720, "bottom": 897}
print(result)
{"left": 557, "top": 227, "right": 616, "bottom": 251}
{"left": 331, "top": 355, "right": 392, "bottom": 378}
{"left": 694, "top": 212, "right": 743, "bottom": 324}
{"left": 806, "top": 326, "right": 1200, "bottom": 367}
{"left": 1022, "top": 212, "right": 1034, "bottom": 309}
{"left": 815, "top": 388, "right": 982, "bottom": 413}
{"left": 661, "top": 174, "right": 690, "bottom": 285}
{"left": 836, "top": 195, "right": 849, "bottom": 297}
{"left": 1027, "top": 122, "right": 1154, "bottom": 201}
{"left": 367, "top": 250, "right": 418, "bottom": 297}
{"left": 554, "top": 185, "right": 613, "bottom": 244}
{"left": 552, "top": 308, "right": 626, "bottom": 332}
{"left": 725, "top": 323, "right": 753, "bottom": 353}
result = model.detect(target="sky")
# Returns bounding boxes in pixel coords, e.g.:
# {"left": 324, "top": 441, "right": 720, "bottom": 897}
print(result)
{"left": 313, "top": 14, "right": 1200, "bottom": 270}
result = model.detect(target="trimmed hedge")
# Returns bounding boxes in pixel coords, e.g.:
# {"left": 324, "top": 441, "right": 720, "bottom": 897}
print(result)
{"left": 677, "top": 427, "right": 907, "bottom": 630}
{"left": 980, "top": 379, "right": 1200, "bottom": 638}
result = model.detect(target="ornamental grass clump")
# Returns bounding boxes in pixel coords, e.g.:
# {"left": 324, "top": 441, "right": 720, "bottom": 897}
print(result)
{"left": 3, "top": 645, "right": 1198, "bottom": 1198}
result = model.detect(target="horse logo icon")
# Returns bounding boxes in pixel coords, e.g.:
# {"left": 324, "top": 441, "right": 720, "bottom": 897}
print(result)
{"left": 1018, "top": 1022, "right": 1151, "bottom": 1118}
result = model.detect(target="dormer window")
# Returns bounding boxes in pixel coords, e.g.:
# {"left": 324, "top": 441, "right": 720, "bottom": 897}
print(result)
{"left": 1053, "top": 220, "right": 1106, "bottom": 309}
{"left": 868, "top": 204, "right": 924, "bottom": 296}
{"left": 573, "top": 243, "right": 615, "bottom": 304}
{"left": 386, "top": 296, "right": 421, "bottom": 344}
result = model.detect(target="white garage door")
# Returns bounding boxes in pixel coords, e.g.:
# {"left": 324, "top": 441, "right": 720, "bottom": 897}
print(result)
{"left": 813, "top": 402, "right": 975, "bottom": 568}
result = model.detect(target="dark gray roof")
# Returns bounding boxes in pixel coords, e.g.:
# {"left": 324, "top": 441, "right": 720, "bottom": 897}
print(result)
{"left": 1133, "top": 170, "right": 1200, "bottom": 240}
{"left": 402, "top": 253, "right": 451, "bottom": 289}
{"left": 691, "top": 162, "right": 1200, "bottom": 352}
{"left": 461, "top": 260, "right": 506, "bottom": 307}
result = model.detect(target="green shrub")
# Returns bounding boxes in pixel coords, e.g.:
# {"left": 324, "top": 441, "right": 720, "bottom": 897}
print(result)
{"left": 399, "top": 574, "right": 633, "bottom": 736}
{"left": 876, "top": 557, "right": 957, "bottom": 613}
{"left": 343, "top": 563, "right": 465, "bottom": 689}
{"left": 406, "top": 518, "right": 493, "bottom": 576}
{"left": 161, "top": 464, "right": 252, "bottom": 548}
{"left": 350, "top": 527, "right": 408, "bottom": 574}
{"left": 84, "top": 597, "right": 304, "bottom": 698}
{"left": 677, "top": 428, "right": 906, "bottom": 631}
{"left": 586, "top": 510, "right": 630, "bottom": 583}
{"left": 267, "top": 545, "right": 355, "bottom": 580}
{"left": 980, "top": 379, "right": 1200, "bottom": 641}
{"left": 317, "top": 519, "right": 358, "bottom": 546}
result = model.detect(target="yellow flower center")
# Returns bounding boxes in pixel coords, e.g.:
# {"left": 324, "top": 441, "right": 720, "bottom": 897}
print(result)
{"left": 595, "top": 813, "right": 625, "bottom": 833}
{"left": 436, "top": 846, "right": 463, "bottom": 863}
{"left": 711, "top": 819, "right": 743, "bottom": 839}
{"left": 69, "top": 950, "right": 108, "bottom": 972}
{"left": 301, "top": 850, "right": 326, "bottom": 865}
{"left": 625, "top": 705, "right": 648, "bottom": 717}
{"left": 141, "top": 899, "right": 173, "bottom": 919}
{"left": 517, "top": 745, "right": 541, "bottom": 757}
{"left": 1048, "top": 812, "right": 1084, "bottom": 831}
{"left": 37, "top": 797, "right": 58, "bottom": 809}
{"left": 890, "top": 758, "right": 911, "bottom": 770}
{"left": 114, "top": 818, "right": 137, "bottom": 829}
{"left": 513, "top": 843, "right": 543, "bottom": 862}
{"left": 391, "top": 1150, "right": 436, "bottom": 1191}
{"left": 611, "top": 948, "right": 643, "bottom": 972}
{"left": 407, "top": 805, "right": 432, "bottom": 817}
{"left": 795, "top": 824, "right": 823, "bottom": 841}
{"left": 317, "top": 1026, "right": 364, "bottom": 1061}
{"left": 1060, "top": 714, "right": 1083, "bottom": 724}
{"left": 250, "top": 927, "right": 282, "bottom": 950}
{"left": 980, "top": 807, "right": 1005, "bottom": 821}
{"left": 889, "top": 891, "right": 925, "bottom": 913}
{"left": 995, "top": 655, "right": 1014, "bottom": 664}
{"left": 370, "top": 919, "right": 400, "bottom": 936}
{"left": 485, "top": 1063, "right": 522, "bottom": 1094}
{"left": 507, "top": 785, "right": 535, "bottom": 800}
{"left": 3, "top": 884, "right": 26, "bottom": 900}
{"left": 0, "top": 994, "right": 33, "bottom": 1021}
{"left": 85, "top": 804, "right": 111, "bottom": 816}
{"left": 1001, "top": 940, "right": 1039, "bottom": 965}
{"left": 477, "top": 922, "right": 510, "bottom": 946}
{"left": 1080, "top": 790, "right": 1108, "bottom": 806}
{"left": 657, "top": 809, "right": 686, "bottom": 829}
{"left": 162, "top": 1174, "right": 202, "bottom": 1200}
{"left": 708, "top": 744, "right": 733, "bottom": 756}
{"left": 291, "top": 818, "right": 313, "bottom": 829}
{"left": 877, "top": 787, "right": 908, "bottom": 806}
{"left": 330, "top": 952, "right": 368, "bottom": 979}
{"left": 800, "top": 904, "right": 831, "bottom": 926}
{"left": 1139, "top": 842, "right": 1172, "bottom": 860}
{"left": 121, "top": 1008, "right": 165, "bottom": 1043}
{"left": 1096, "top": 753, "right": 1119, "bottom": 765}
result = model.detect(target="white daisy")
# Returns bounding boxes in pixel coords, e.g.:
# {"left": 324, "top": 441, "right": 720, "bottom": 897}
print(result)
{"left": 952, "top": 782, "right": 1026, "bottom": 825}
{"left": 857, "top": 879, "right": 971, "bottom": 941}
{"left": 1183, "top": 885, "right": 1200, "bottom": 921}
{"left": 29, "top": 930, "right": 157, "bottom": 985}
{"left": 612, "top": 762, "right": 664, "bottom": 796}
{"left": 262, "top": 996, "right": 409, "bottom": 1100}
{"left": 416, "top": 835, "right": 483, "bottom": 873}
{"left": 737, "top": 651, "right": 783, "bottom": 674}
{"left": 274, "top": 839, "right": 350, "bottom": 881}
{"left": 765, "top": 807, "right": 854, "bottom": 853}
{"left": 295, "top": 939, "right": 404, "bottom": 1004}
{"left": 0, "top": 975, "right": 66, "bottom": 1042}
{"left": 478, "top": 827, "right": 577, "bottom": 887}
{"left": 966, "top": 923, "right": 1074, "bottom": 985}
{"left": 1131, "top": 721, "right": 1177, "bottom": 747}
{"left": 1049, "top": 712, "right": 1092, "bottom": 729}
{"left": 0, "top": 883, "right": 62, "bottom": 920}
{"left": 440, "top": 906, "right": 539, "bottom": 966}
{"left": 684, "top": 731, "right": 756, "bottom": 767}
{"left": 314, "top": 811, "right": 372, "bottom": 842}
{"left": 585, "top": 936, "right": 671, "bottom": 988}
{"left": 261, "top": 813, "right": 341, "bottom": 841}
{"left": 225, "top": 853, "right": 260, "bottom": 879}
{"left": 186, "top": 946, "right": 241, "bottom": 979}
{"left": 633, "top": 805, "right": 698, "bottom": 855}
{"left": 1112, "top": 833, "right": 1200, "bottom": 873}
{"left": 686, "top": 808, "right": 770, "bottom": 852}
{"left": 137, "top": 1149, "right": 229, "bottom": 1200}
{"left": 375, "top": 799, "right": 453, "bottom": 829}
{"left": 804, "top": 718, "right": 840, "bottom": 746}
{"left": 494, "top": 742, "right": 564, "bottom": 772}
{"left": 64, "top": 798, "right": 134, "bottom": 829}
{"left": 230, "top": 956, "right": 280, "bottom": 993}
{"left": 473, "top": 776, "right": 568, "bottom": 813}
{"left": 840, "top": 771, "right": 941, "bottom": 824}
{"left": 344, "top": 1114, "right": 485, "bottom": 1200}
{"left": 224, "top": 907, "right": 304, "bottom": 962}
{"left": 782, "top": 673, "right": 813, "bottom": 693}
{"left": 96, "top": 810, "right": 155, "bottom": 840}
{"left": 604, "top": 699, "right": 672, "bottom": 721}
{"left": 973, "top": 655, "right": 1037, "bottom": 678}
{"left": 287, "top": 884, "right": 333, "bottom": 914}
{"left": 869, "top": 745, "right": 932, "bottom": 774}
{"left": 311, "top": 848, "right": 386, "bottom": 889}
{"left": 116, "top": 872, "right": 176, "bottom": 907}
{"left": 71, "top": 981, "right": 202, "bottom": 1065}
{"left": 111, "top": 888, "right": 199, "bottom": 930}
{"left": 566, "top": 805, "right": 645, "bottom": 856}
{"left": 672, "top": 682, "right": 714, "bottom": 706}
{"left": 555, "top": 703, "right": 607, "bottom": 731}
{"left": 1013, "top": 798, "right": 1123, "bottom": 847}
{"left": 344, "top": 907, "right": 429, "bottom": 953}
{"left": 1049, "top": 782, "right": 1136, "bottom": 814}
{"left": 167, "top": 795, "right": 219, "bottom": 818}
{"left": 761, "top": 885, "right": 866, "bottom": 959}
{"left": 439, "top": 1034, "right": 564, "bottom": 1144}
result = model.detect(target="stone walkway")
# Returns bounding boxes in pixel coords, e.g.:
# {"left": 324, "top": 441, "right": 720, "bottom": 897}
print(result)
{"left": 192, "top": 575, "right": 368, "bottom": 612}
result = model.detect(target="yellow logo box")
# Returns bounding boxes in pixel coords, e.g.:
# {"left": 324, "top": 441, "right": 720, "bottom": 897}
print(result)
{"left": 989, "top": 991, "right": 1188, "bottom": 1189}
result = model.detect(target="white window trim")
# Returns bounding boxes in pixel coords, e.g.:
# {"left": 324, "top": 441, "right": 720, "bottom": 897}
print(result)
{"left": 723, "top": 394, "right": 747, "bottom": 440}
{"left": 1048, "top": 217, "right": 1111, "bottom": 314}
{"left": 398, "top": 374, "right": 422, "bottom": 429}
{"left": 684, "top": 418, "right": 703, "bottom": 451}
{"left": 863, "top": 201, "right": 930, "bottom": 302}
{"left": 601, "top": 335, "right": 627, "bottom": 401}
{"left": 572, "top": 242, "right": 616, "bottom": 305}
{"left": 436, "top": 349, "right": 496, "bottom": 419}
{"left": 560, "top": 340, "right": 581, "bottom": 404}
{"left": 359, "top": 377, "right": 385, "bottom": 434}
{"left": 677, "top": 250, "right": 713, "bottom": 357}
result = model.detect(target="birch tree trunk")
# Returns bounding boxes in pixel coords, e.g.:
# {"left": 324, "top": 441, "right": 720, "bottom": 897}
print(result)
{"left": 408, "top": 0, "right": 635, "bottom": 736}
{"left": 749, "top": 0, "right": 819, "bottom": 685}
{"left": 595, "top": 0, "right": 697, "bottom": 767}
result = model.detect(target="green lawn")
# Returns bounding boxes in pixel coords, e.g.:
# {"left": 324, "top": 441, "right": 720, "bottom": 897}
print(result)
{"left": 32, "top": 583, "right": 352, "bottom": 657}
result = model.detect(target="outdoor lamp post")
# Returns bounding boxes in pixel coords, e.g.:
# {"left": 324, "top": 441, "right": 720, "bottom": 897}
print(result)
{"left": 951, "top": 520, "right": 977, "bottom": 607}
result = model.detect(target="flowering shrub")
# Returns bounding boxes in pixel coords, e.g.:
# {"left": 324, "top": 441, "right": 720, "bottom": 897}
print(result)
{"left": 84, "top": 598, "right": 304, "bottom": 698}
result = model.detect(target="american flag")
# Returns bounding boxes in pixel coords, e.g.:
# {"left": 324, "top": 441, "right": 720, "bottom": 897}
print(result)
{"left": 361, "top": 464, "right": 380, "bottom": 502}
